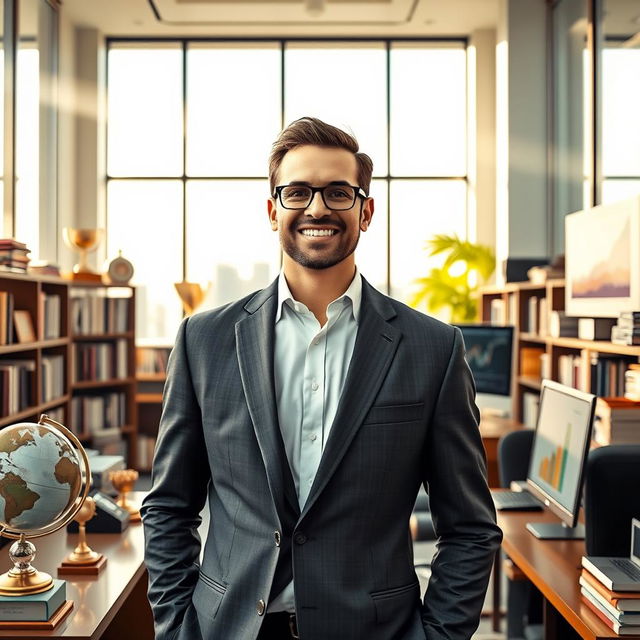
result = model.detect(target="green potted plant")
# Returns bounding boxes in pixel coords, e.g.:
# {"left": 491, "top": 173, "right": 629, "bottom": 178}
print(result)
{"left": 408, "top": 234, "right": 496, "bottom": 323}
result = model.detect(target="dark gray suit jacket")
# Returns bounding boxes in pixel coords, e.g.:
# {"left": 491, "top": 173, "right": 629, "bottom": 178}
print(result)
{"left": 141, "top": 277, "right": 502, "bottom": 640}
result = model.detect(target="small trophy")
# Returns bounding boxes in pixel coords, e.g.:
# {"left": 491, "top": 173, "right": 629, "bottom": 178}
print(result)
{"left": 59, "top": 496, "right": 106, "bottom": 575}
{"left": 109, "top": 470, "right": 141, "bottom": 523}
{"left": 62, "top": 227, "right": 104, "bottom": 282}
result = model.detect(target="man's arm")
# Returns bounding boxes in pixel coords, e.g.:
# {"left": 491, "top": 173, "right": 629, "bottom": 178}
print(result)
{"left": 421, "top": 328, "right": 503, "bottom": 640}
{"left": 141, "top": 318, "right": 211, "bottom": 640}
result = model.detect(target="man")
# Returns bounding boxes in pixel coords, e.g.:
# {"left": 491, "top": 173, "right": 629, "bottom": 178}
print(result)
{"left": 141, "top": 117, "right": 502, "bottom": 640}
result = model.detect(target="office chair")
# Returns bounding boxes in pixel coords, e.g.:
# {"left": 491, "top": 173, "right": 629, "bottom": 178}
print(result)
{"left": 498, "top": 429, "right": 542, "bottom": 640}
{"left": 584, "top": 444, "right": 640, "bottom": 557}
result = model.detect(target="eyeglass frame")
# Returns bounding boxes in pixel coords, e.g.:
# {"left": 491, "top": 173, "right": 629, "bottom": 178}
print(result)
{"left": 272, "top": 183, "right": 368, "bottom": 211}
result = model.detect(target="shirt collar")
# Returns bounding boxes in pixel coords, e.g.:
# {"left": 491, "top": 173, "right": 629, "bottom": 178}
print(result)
{"left": 275, "top": 268, "right": 362, "bottom": 324}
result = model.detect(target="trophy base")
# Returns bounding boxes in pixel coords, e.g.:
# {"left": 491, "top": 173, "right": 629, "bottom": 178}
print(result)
{"left": 58, "top": 554, "right": 107, "bottom": 576}
{"left": 0, "top": 569, "right": 53, "bottom": 596}
{"left": 68, "top": 270, "right": 103, "bottom": 283}
{"left": 0, "top": 600, "right": 73, "bottom": 630}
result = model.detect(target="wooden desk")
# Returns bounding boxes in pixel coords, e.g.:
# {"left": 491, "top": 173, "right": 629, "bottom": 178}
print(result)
{"left": 479, "top": 415, "right": 523, "bottom": 488}
{"left": 497, "top": 507, "right": 640, "bottom": 640}
{"left": 0, "top": 492, "right": 153, "bottom": 639}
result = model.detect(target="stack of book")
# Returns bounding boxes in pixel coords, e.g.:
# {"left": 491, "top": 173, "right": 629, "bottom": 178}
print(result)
{"left": 0, "top": 238, "right": 30, "bottom": 272}
{"left": 612, "top": 312, "right": 640, "bottom": 346}
{"left": 579, "top": 566, "right": 640, "bottom": 635}
{"left": 625, "top": 364, "right": 640, "bottom": 401}
{"left": 594, "top": 396, "right": 640, "bottom": 445}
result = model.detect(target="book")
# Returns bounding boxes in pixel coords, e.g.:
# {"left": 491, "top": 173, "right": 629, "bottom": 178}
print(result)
{"left": 581, "top": 586, "right": 640, "bottom": 624}
{"left": 578, "top": 317, "right": 617, "bottom": 341}
{"left": 0, "top": 579, "right": 65, "bottom": 621}
{"left": 581, "top": 569, "right": 640, "bottom": 611}
{"left": 581, "top": 593, "right": 640, "bottom": 634}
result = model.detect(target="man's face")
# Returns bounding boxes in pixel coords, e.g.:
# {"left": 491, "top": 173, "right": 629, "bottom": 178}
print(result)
{"left": 267, "top": 145, "right": 374, "bottom": 271}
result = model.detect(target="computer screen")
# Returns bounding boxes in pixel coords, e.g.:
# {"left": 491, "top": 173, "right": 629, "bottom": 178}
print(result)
{"left": 455, "top": 324, "right": 514, "bottom": 417}
{"left": 525, "top": 379, "right": 597, "bottom": 539}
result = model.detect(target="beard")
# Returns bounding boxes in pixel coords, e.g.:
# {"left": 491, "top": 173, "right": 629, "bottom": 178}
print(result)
{"left": 280, "top": 216, "right": 361, "bottom": 270}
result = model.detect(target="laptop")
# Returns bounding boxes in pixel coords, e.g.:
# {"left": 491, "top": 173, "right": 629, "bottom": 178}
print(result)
{"left": 582, "top": 519, "right": 640, "bottom": 591}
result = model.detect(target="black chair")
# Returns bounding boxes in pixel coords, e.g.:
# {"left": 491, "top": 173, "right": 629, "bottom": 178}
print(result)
{"left": 497, "top": 429, "right": 542, "bottom": 640}
{"left": 584, "top": 444, "right": 640, "bottom": 557}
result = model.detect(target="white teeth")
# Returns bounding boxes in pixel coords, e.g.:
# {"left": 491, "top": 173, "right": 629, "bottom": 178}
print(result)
{"left": 300, "top": 229, "right": 337, "bottom": 237}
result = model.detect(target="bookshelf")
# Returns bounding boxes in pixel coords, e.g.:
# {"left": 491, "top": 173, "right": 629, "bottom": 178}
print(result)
{"left": 480, "top": 279, "right": 640, "bottom": 424}
{"left": 0, "top": 271, "right": 138, "bottom": 466}
{"left": 135, "top": 342, "right": 171, "bottom": 471}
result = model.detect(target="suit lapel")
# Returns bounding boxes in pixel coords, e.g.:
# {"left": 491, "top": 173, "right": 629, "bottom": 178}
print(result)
{"left": 235, "top": 282, "right": 300, "bottom": 522}
{"left": 300, "top": 281, "right": 401, "bottom": 520}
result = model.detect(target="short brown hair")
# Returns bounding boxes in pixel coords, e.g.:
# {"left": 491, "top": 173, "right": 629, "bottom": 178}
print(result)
{"left": 268, "top": 117, "right": 374, "bottom": 196}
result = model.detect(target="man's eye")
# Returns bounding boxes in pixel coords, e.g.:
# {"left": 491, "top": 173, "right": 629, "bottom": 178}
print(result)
{"left": 284, "top": 188, "right": 309, "bottom": 198}
{"left": 326, "top": 188, "right": 350, "bottom": 199}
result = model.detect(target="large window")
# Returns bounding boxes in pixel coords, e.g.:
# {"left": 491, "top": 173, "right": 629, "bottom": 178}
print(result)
{"left": 107, "top": 40, "right": 468, "bottom": 341}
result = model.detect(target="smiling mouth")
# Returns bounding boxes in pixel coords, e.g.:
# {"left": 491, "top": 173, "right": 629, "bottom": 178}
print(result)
{"left": 299, "top": 229, "right": 339, "bottom": 237}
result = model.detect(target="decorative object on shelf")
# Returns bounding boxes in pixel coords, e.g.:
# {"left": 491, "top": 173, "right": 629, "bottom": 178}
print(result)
{"left": 108, "top": 469, "right": 141, "bottom": 522}
{"left": 62, "top": 227, "right": 104, "bottom": 282}
{"left": 0, "top": 414, "right": 90, "bottom": 602}
{"left": 527, "top": 255, "right": 565, "bottom": 285}
{"left": 58, "top": 496, "right": 106, "bottom": 575}
{"left": 409, "top": 234, "right": 495, "bottom": 322}
{"left": 12, "top": 310, "right": 36, "bottom": 344}
{"left": 566, "top": 195, "right": 640, "bottom": 318}
{"left": 174, "top": 281, "right": 211, "bottom": 316}
{"left": 103, "top": 250, "right": 134, "bottom": 286}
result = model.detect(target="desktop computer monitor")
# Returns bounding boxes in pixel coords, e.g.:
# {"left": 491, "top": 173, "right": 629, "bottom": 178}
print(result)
{"left": 454, "top": 324, "right": 514, "bottom": 417}
{"left": 525, "top": 379, "right": 597, "bottom": 540}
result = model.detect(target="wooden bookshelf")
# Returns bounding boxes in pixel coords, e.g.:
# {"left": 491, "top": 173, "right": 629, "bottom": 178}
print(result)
{"left": 0, "top": 271, "right": 138, "bottom": 466}
{"left": 480, "top": 278, "right": 640, "bottom": 423}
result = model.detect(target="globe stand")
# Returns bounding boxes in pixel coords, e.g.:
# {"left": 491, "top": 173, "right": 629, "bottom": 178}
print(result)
{"left": 0, "top": 534, "right": 53, "bottom": 596}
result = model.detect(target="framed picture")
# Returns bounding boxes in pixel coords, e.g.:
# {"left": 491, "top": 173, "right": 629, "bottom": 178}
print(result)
{"left": 13, "top": 310, "right": 36, "bottom": 343}
{"left": 565, "top": 195, "right": 640, "bottom": 318}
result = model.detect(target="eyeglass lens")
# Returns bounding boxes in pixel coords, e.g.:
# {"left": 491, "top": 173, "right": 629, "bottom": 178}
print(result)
{"left": 280, "top": 185, "right": 356, "bottom": 210}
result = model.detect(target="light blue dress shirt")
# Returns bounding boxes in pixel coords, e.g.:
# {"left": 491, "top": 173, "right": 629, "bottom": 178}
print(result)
{"left": 268, "top": 270, "right": 362, "bottom": 613}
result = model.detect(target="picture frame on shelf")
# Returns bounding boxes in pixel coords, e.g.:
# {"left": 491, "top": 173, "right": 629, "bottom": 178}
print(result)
{"left": 13, "top": 310, "right": 36, "bottom": 343}
{"left": 565, "top": 195, "right": 640, "bottom": 318}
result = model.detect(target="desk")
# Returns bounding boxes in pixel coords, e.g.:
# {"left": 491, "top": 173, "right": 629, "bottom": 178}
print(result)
{"left": 497, "top": 507, "right": 640, "bottom": 640}
{"left": 0, "top": 492, "right": 153, "bottom": 639}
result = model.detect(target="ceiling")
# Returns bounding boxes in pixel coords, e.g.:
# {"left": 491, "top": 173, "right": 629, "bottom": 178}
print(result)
{"left": 60, "top": 0, "right": 500, "bottom": 37}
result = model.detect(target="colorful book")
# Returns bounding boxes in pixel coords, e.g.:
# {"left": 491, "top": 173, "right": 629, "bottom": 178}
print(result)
{"left": 582, "top": 594, "right": 640, "bottom": 635}
{"left": 581, "top": 586, "right": 640, "bottom": 624}
{"left": 581, "top": 568, "right": 640, "bottom": 612}
{"left": 0, "top": 580, "right": 66, "bottom": 621}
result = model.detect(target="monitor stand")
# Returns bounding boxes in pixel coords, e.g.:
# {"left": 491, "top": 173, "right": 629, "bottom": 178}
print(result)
{"left": 525, "top": 521, "right": 585, "bottom": 540}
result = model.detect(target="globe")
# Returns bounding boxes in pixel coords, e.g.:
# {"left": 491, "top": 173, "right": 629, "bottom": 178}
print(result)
{"left": 0, "top": 421, "right": 82, "bottom": 533}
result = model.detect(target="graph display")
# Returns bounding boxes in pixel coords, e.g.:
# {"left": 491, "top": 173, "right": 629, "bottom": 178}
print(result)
{"left": 529, "top": 387, "right": 593, "bottom": 511}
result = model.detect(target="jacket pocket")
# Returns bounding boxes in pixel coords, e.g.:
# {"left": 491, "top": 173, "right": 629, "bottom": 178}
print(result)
{"left": 193, "top": 571, "right": 227, "bottom": 621}
{"left": 363, "top": 402, "right": 425, "bottom": 426}
{"left": 370, "top": 581, "right": 420, "bottom": 624}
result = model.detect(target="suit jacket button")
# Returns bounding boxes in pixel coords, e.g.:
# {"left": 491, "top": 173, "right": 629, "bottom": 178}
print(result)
{"left": 274, "top": 530, "right": 281, "bottom": 547}
{"left": 257, "top": 599, "right": 266, "bottom": 616}
{"left": 294, "top": 532, "right": 307, "bottom": 545}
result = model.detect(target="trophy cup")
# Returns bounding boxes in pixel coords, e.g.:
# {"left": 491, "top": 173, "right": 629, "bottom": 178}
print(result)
{"left": 0, "top": 415, "right": 91, "bottom": 628}
{"left": 58, "top": 496, "right": 106, "bottom": 575}
{"left": 108, "top": 470, "right": 141, "bottom": 523}
{"left": 62, "top": 227, "right": 104, "bottom": 282}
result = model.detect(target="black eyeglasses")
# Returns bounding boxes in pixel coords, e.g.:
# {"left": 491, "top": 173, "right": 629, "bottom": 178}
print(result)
{"left": 273, "top": 184, "right": 367, "bottom": 211}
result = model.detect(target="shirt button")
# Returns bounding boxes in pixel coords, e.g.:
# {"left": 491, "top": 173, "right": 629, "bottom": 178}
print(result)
{"left": 311, "top": 381, "right": 319, "bottom": 391}
{"left": 294, "top": 532, "right": 307, "bottom": 545}
{"left": 309, "top": 433, "right": 317, "bottom": 442}
{"left": 257, "top": 599, "right": 266, "bottom": 616}
{"left": 274, "top": 530, "right": 281, "bottom": 547}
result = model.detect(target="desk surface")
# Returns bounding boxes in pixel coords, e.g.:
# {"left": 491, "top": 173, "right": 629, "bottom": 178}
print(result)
{"left": 0, "top": 493, "right": 149, "bottom": 639}
{"left": 498, "top": 507, "right": 640, "bottom": 640}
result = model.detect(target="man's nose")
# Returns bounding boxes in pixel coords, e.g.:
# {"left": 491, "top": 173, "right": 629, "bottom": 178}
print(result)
{"left": 305, "top": 191, "right": 329, "bottom": 218}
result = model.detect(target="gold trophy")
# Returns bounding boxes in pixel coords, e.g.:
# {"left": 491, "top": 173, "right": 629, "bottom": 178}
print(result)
{"left": 58, "top": 496, "right": 106, "bottom": 575}
{"left": 62, "top": 227, "right": 104, "bottom": 282}
{"left": 109, "top": 470, "right": 141, "bottom": 523}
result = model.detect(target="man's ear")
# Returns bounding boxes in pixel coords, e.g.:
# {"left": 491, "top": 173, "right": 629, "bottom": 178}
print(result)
{"left": 360, "top": 197, "right": 374, "bottom": 231}
{"left": 267, "top": 198, "right": 278, "bottom": 231}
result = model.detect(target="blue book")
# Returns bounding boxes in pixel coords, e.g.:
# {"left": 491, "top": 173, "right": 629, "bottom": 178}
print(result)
{"left": 0, "top": 579, "right": 66, "bottom": 621}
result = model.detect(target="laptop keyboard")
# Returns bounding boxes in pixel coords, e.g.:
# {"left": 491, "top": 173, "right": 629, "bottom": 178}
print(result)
{"left": 491, "top": 490, "right": 542, "bottom": 511}
{"left": 611, "top": 558, "right": 640, "bottom": 581}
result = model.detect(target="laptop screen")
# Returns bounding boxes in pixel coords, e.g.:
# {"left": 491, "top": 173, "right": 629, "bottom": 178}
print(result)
{"left": 633, "top": 519, "right": 640, "bottom": 564}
